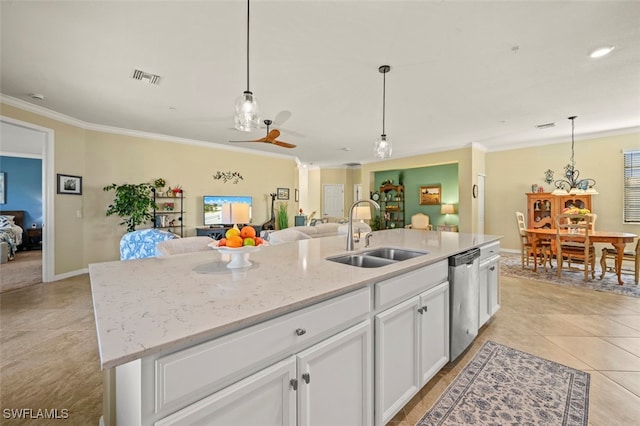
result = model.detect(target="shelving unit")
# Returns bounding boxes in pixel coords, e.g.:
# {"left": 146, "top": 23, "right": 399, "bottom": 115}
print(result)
{"left": 153, "top": 189, "right": 184, "bottom": 237}
{"left": 526, "top": 192, "right": 592, "bottom": 230}
{"left": 380, "top": 184, "right": 405, "bottom": 229}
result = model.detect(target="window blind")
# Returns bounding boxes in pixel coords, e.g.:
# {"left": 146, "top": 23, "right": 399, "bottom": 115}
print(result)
{"left": 624, "top": 150, "right": 640, "bottom": 223}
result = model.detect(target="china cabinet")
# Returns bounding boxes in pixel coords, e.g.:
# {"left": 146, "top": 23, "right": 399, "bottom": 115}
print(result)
{"left": 526, "top": 192, "right": 592, "bottom": 230}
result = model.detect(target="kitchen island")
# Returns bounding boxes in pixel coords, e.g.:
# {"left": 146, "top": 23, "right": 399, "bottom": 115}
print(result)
{"left": 90, "top": 229, "right": 501, "bottom": 425}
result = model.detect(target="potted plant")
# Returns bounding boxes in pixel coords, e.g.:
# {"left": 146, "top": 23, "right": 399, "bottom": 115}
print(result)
{"left": 153, "top": 178, "right": 166, "bottom": 196}
{"left": 276, "top": 202, "right": 289, "bottom": 230}
{"left": 103, "top": 182, "right": 156, "bottom": 232}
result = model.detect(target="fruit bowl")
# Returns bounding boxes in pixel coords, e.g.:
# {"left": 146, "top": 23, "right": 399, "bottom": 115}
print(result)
{"left": 208, "top": 241, "right": 267, "bottom": 269}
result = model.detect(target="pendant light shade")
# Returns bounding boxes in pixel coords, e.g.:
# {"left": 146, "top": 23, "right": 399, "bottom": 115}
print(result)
{"left": 374, "top": 65, "right": 392, "bottom": 159}
{"left": 234, "top": 91, "right": 260, "bottom": 132}
{"left": 234, "top": 0, "right": 260, "bottom": 132}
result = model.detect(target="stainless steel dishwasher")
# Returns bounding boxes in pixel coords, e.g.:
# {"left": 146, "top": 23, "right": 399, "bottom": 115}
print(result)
{"left": 449, "top": 248, "right": 481, "bottom": 361}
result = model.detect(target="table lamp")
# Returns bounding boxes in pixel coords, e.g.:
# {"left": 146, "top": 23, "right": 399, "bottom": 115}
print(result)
{"left": 353, "top": 205, "right": 372, "bottom": 223}
{"left": 441, "top": 204, "right": 455, "bottom": 225}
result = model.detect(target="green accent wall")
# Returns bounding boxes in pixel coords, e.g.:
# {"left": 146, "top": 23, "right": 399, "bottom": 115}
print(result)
{"left": 374, "top": 163, "right": 459, "bottom": 228}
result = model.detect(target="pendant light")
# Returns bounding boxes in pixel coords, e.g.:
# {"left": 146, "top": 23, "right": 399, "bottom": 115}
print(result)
{"left": 234, "top": 0, "right": 260, "bottom": 131}
{"left": 374, "top": 65, "right": 392, "bottom": 159}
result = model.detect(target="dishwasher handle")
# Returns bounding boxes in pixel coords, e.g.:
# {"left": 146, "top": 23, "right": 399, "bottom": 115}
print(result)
{"left": 448, "top": 248, "right": 481, "bottom": 267}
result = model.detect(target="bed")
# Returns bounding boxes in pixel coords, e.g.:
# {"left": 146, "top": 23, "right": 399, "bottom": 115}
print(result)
{"left": 0, "top": 210, "right": 25, "bottom": 260}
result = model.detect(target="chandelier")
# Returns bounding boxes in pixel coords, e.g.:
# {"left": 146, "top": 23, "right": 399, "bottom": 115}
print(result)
{"left": 545, "top": 116, "right": 598, "bottom": 195}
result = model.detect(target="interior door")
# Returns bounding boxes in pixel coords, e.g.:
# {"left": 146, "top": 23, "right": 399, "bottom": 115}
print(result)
{"left": 322, "top": 184, "right": 344, "bottom": 219}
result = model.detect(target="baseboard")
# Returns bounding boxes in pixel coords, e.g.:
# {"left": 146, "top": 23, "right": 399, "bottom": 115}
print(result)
{"left": 51, "top": 267, "right": 89, "bottom": 282}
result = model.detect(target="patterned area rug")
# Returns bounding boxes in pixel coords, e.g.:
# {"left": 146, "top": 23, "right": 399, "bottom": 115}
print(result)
{"left": 500, "top": 252, "right": 640, "bottom": 298}
{"left": 417, "top": 341, "right": 590, "bottom": 426}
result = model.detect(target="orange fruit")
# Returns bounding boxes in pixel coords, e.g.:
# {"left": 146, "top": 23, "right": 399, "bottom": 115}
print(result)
{"left": 226, "top": 235, "right": 243, "bottom": 248}
{"left": 240, "top": 225, "right": 256, "bottom": 239}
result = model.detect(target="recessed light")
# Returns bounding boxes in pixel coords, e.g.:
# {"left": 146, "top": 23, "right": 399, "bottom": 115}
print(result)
{"left": 29, "top": 93, "right": 45, "bottom": 101}
{"left": 341, "top": 147, "right": 351, "bottom": 151}
{"left": 589, "top": 46, "right": 615, "bottom": 58}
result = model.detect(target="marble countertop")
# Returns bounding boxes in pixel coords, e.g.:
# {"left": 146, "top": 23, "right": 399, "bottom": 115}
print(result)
{"left": 90, "top": 229, "right": 501, "bottom": 369}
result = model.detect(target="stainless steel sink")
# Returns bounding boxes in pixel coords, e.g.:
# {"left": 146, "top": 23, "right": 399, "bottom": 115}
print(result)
{"left": 363, "top": 248, "right": 428, "bottom": 261}
{"left": 327, "top": 254, "right": 397, "bottom": 268}
{"left": 327, "top": 247, "right": 428, "bottom": 268}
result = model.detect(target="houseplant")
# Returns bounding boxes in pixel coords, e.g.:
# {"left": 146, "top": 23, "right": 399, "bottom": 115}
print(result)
{"left": 276, "top": 202, "right": 289, "bottom": 230}
{"left": 153, "top": 178, "right": 166, "bottom": 196}
{"left": 103, "top": 182, "right": 156, "bottom": 232}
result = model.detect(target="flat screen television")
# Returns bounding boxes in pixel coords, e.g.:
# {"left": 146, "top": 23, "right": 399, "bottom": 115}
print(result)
{"left": 203, "top": 195, "right": 252, "bottom": 226}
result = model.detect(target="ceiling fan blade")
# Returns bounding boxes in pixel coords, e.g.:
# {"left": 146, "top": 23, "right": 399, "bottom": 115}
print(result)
{"left": 266, "top": 129, "right": 281, "bottom": 140}
{"left": 229, "top": 139, "right": 260, "bottom": 143}
{"left": 271, "top": 140, "right": 297, "bottom": 149}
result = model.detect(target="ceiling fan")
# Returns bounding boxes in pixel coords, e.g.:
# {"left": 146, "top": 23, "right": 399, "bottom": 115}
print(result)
{"left": 230, "top": 119, "right": 297, "bottom": 149}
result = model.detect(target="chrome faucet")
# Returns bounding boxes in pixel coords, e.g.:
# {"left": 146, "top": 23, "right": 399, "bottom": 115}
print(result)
{"left": 346, "top": 199, "right": 380, "bottom": 251}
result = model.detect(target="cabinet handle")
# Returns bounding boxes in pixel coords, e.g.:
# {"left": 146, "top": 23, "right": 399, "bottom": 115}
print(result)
{"left": 290, "top": 379, "right": 298, "bottom": 391}
{"left": 418, "top": 307, "right": 424, "bottom": 314}
{"left": 423, "top": 305, "right": 428, "bottom": 312}
{"left": 302, "top": 373, "right": 310, "bottom": 384}
{"left": 295, "top": 328, "right": 306, "bottom": 336}
{"left": 490, "top": 266, "right": 496, "bottom": 271}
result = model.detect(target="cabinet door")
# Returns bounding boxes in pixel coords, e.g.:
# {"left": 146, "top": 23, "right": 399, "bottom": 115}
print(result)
{"left": 154, "top": 357, "right": 296, "bottom": 426}
{"left": 479, "top": 256, "right": 500, "bottom": 327}
{"left": 487, "top": 256, "right": 500, "bottom": 317}
{"left": 375, "top": 296, "right": 420, "bottom": 426}
{"left": 478, "top": 258, "right": 491, "bottom": 327}
{"left": 418, "top": 282, "right": 449, "bottom": 385}
{"left": 297, "top": 320, "right": 372, "bottom": 426}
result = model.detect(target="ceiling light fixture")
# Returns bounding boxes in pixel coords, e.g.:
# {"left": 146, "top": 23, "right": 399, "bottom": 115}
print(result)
{"left": 374, "top": 65, "right": 392, "bottom": 159}
{"left": 590, "top": 46, "right": 615, "bottom": 58}
{"left": 547, "top": 116, "right": 598, "bottom": 195}
{"left": 234, "top": 0, "right": 260, "bottom": 132}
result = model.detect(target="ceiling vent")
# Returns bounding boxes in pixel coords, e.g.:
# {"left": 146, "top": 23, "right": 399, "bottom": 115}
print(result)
{"left": 535, "top": 122, "right": 556, "bottom": 129}
{"left": 131, "top": 69, "right": 161, "bottom": 85}
{"left": 344, "top": 162, "right": 361, "bottom": 167}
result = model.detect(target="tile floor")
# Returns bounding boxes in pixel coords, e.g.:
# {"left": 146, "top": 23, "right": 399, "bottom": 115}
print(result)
{"left": 1, "top": 273, "right": 640, "bottom": 425}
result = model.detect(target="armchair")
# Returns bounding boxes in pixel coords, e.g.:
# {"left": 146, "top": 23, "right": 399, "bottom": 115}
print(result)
{"left": 405, "top": 213, "right": 432, "bottom": 230}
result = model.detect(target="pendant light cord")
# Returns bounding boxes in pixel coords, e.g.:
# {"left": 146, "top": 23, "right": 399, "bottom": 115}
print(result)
{"left": 246, "top": 0, "right": 251, "bottom": 92}
{"left": 569, "top": 116, "right": 576, "bottom": 169}
{"left": 382, "top": 69, "right": 386, "bottom": 135}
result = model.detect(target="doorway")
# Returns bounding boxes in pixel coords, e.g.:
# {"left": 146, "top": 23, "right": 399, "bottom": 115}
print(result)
{"left": 322, "top": 184, "right": 344, "bottom": 219}
{"left": 0, "top": 116, "right": 54, "bottom": 283}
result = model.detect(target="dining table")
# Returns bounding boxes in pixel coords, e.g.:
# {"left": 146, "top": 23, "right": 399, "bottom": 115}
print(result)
{"left": 526, "top": 228, "right": 638, "bottom": 285}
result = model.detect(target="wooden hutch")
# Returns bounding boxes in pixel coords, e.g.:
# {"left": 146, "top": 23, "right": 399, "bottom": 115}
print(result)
{"left": 526, "top": 192, "right": 592, "bottom": 230}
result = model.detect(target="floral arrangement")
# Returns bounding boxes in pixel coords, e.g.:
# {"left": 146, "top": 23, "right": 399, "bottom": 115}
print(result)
{"left": 563, "top": 206, "right": 590, "bottom": 215}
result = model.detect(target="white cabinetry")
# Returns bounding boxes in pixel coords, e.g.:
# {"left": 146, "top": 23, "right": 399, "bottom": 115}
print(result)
{"left": 374, "top": 262, "right": 449, "bottom": 426}
{"left": 479, "top": 242, "right": 500, "bottom": 327}
{"left": 156, "top": 320, "right": 372, "bottom": 426}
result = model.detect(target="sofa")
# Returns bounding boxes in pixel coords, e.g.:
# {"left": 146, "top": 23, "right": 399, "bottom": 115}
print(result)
{"left": 264, "top": 221, "right": 373, "bottom": 244}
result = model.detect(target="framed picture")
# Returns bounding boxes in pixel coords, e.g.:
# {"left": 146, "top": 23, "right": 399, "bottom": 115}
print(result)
{"left": 419, "top": 184, "right": 441, "bottom": 205}
{"left": 0, "top": 172, "right": 5, "bottom": 204}
{"left": 277, "top": 187, "right": 290, "bottom": 200}
{"left": 295, "top": 188, "right": 299, "bottom": 202}
{"left": 57, "top": 173, "right": 82, "bottom": 195}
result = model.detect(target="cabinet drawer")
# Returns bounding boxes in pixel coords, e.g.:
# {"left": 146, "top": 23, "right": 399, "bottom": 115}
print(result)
{"left": 480, "top": 242, "right": 500, "bottom": 261}
{"left": 375, "top": 261, "right": 447, "bottom": 310}
{"left": 154, "top": 287, "right": 371, "bottom": 413}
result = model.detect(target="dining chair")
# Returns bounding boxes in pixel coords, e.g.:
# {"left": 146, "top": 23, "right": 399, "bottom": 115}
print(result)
{"left": 515, "top": 211, "right": 551, "bottom": 270}
{"left": 600, "top": 239, "right": 640, "bottom": 284}
{"left": 555, "top": 213, "right": 595, "bottom": 281}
